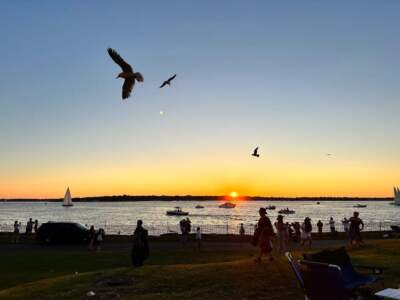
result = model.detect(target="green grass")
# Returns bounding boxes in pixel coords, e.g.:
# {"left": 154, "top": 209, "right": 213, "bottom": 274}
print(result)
{"left": 0, "top": 240, "right": 399, "bottom": 300}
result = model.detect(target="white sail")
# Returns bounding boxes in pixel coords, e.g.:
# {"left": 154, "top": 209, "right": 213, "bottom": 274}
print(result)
{"left": 62, "top": 187, "right": 73, "bottom": 207}
{"left": 394, "top": 186, "right": 400, "bottom": 206}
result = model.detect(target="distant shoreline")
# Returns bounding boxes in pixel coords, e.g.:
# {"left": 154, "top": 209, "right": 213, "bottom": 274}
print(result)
{"left": 0, "top": 195, "right": 393, "bottom": 202}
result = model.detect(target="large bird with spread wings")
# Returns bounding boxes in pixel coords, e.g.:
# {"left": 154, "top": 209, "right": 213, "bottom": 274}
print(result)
{"left": 107, "top": 48, "right": 144, "bottom": 100}
{"left": 252, "top": 147, "right": 260, "bottom": 158}
{"left": 160, "top": 74, "right": 177, "bottom": 88}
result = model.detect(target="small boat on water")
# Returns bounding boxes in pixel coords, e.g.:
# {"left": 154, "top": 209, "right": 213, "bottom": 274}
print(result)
{"left": 62, "top": 187, "right": 73, "bottom": 207}
{"left": 316, "top": 202, "right": 320, "bottom": 205}
{"left": 219, "top": 202, "right": 236, "bottom": 208}
{"left": 266, "top": 205, "right": 276, "bottom": 210}
{"left": 166, "top": 207, "right": 189, "bottom": 216}
{"left": 278, "top": 208, "right": 295, "bottom": 214}
{"left": 195, "top": 205, "right": 204, "bottom": 209}
{"left": 353, "top": 204, "right": 367, "bottom": 208}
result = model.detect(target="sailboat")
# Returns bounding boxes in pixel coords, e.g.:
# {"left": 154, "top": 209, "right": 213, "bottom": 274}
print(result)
{"left": 392, "top": 186, "right": 400, "bottom": 206}
{"left": 62, "top": 187, "right": 73, "bottom": 207}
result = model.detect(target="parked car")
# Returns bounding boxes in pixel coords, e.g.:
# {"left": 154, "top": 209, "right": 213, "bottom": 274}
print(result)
{"left": 36, "top": 222, "right": 90, "bottom": 244}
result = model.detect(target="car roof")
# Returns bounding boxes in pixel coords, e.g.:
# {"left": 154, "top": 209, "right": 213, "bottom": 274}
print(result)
{"left": 43, "top": 222, "right": 83, "bottom": 226}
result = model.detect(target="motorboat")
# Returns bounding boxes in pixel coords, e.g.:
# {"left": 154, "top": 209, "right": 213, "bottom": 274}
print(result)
{"left": 278, "top": 208, "right": 295, "bottom": 214}
{"left": 219, "top": 202, "right": 236, "bottom": 208}
{"left": 266, "top": 205, "right": 276, "bottom": 210}
{"left": 316, "top": 202, "right": 320, "bottom": 205}
{"left": 195, "top": 205, "right": 204, "bottom": 209}
{"left": 353, "top": 204, "right": 367, "bottom": 208}
{"left": 166, "top": 207, "right": 189, "bottom": 216}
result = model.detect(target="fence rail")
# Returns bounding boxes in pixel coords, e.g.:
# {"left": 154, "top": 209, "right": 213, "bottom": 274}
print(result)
{"left": 0, "top": 220, "right": 398, "bottom": 236}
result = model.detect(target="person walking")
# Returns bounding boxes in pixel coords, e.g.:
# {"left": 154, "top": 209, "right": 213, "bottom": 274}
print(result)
{"left": 252, "top": 208, "right": 275, "bottom": 263}
{"left": 317, "top": 220, "right": 323, "bottom": 234}
{"left": 349, "top": 212, "right": 364, "bottom": 247}
{"left": 301, "top": 217, "right": 312, "bottom": 248}
{"left": 274, "top": 215, "right": 288, "bottom": 254}
{"left": 196, "top": 227, "right": 202, "bottom": 251}
{"left": 131, "top": 220, "right": 149, "bottom": 267}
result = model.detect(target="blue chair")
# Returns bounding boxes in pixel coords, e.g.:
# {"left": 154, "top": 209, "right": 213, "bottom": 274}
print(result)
{"left": 303, "top": 247, "right": 383, "bottom": 292}
{"left": 286, "top": 252, "right": 353, "bottom": 300}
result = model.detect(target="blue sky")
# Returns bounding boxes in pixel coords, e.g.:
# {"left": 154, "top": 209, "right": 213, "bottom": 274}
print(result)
{"left": 1, "top": 1, "right": 400, "bottom": 197}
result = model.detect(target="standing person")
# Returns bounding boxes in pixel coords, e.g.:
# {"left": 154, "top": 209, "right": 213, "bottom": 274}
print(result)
{"left": 301, "top": 217, "right": 312, "bottom": 247}
{"left": 239, "top": 223, "right": 245, "bottom": 235}
{"left": 293, "top": 222, "right": 301, "bottom": 242}
{"left": 13, "top": 220, "right": 20, "bottom": 243}
{"left": 252, "top": 208, "right": 275, "bottom": 263}
{"left": 26, "top": 218, "right": 33, "bottom": 234}
{"left": 287, "top": 223, "right": 294, "bottom": 240}
{"left": 186, "top": 218, "right": 191, "bottom": 234}
{"left": 95, "top": 228, "right": 105, "bottom": 251}
{"left": 274, "top": 215, "right": 287, "bottom": 254}
{"left": 179, "top": 219, "right": 188, "bottom": 244}
{"left": 317, "top": 220, "right": 323, "bottom": 234}
{"left": 195, "top": 227, "right": 202, "bottom": 251}
{"left": 342, "top": 217, "right": 350, "bottom": 233}
{"left": 88, "top": 225, "right": 95, "bottom": 250}
{"left": 349, "top": 212, "right": 364, "bottom": 247}
{"left": 328, "top": 217, "right": 336, "bottom": 233}
{"left": 131, "top": 220, "right": 149, "bottom": 267}
{"left": 33, "top": 220, "right": 39, "bottom": 233}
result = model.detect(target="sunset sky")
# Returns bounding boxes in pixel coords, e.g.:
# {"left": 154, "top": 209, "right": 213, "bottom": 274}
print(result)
{"left": 1, "top": 1, "right": 400, "bottom": 198}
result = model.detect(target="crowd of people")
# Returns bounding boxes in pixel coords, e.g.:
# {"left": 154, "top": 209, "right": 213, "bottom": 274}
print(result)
{"left": 12, "top": 218, "right": 39, "bottom": 243}
{"left": 250, "top": 209, "right": 366, "bottom": 262}
{"left": 88, "top": 226, "right": 106, "bottom": 251}
{"left": 9, "top": 209, "right": 366, "bottom": 268}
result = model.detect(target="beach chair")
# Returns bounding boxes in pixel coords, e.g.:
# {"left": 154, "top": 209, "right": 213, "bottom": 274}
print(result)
{"left": 286, "top": 252, "right": 306, "bottom": 295}
{"left": 286, "top": 252, "right": 352, "bottom": 300}
{"left": 303, "top": 247, "right": 383, "bottom": 293}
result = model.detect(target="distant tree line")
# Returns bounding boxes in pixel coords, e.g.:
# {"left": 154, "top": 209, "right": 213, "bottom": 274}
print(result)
{"left": 0, "top": 195, "right": 393, "bottom": 202}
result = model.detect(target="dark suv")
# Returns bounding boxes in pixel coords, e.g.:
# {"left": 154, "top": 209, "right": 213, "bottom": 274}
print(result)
{"left": 36, "top": 222, "right": 90, "bottom": 244}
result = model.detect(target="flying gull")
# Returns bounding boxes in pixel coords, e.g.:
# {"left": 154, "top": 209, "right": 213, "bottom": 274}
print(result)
{"left": 252, "top": 147, "right": 260, "bottom": 158}
{"left": 160, "top": 74, "right": 177, "bottom": 88}
{"left": 107, "top": 48, "right": 144, "bottom": 100}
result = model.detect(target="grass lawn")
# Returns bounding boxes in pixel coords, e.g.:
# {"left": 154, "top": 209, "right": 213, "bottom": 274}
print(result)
{"left": 0, "top": 240, "right": 399, "bottom": 300}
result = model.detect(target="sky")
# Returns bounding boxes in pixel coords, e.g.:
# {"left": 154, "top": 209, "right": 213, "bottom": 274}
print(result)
{"left": 1, "top": 1, "right": 400, "bottom": 198}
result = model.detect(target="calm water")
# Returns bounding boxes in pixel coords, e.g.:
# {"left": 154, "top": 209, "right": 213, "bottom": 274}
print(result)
{"left": 0, "top": 200, "right": 398, "bottom": 235}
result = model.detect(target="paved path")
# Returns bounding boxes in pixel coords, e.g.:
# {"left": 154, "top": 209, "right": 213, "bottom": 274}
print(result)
{"left": 0, "top": 239, "right": 348, "bottom": 254}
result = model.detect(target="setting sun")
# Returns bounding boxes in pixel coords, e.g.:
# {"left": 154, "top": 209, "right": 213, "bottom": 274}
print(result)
{"left": 230, "top": 191, "right": 238, "bottom": 198}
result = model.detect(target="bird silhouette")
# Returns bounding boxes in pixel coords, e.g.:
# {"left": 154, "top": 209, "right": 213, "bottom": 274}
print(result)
{"left": 326, "top": 153, "right": 333, "bottom": 157}
{"left": 252, "top": 147, "right": 260, "bottom": 157}
{"left": 160, "top": 74, "right": 177, "bottom": 88}
{"left": 107, "top": 48, "right": 144, "bottom": 100}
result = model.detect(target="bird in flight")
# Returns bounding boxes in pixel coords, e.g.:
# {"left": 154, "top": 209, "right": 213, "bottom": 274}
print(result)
{"left": 252, "top": 147, "right": 260, "bottom": 157}
{"left": 160, "top": 74, "right": 177, "bottom": 88}
{"left": 107, "top": 48, "right": 144, "bottom": 100}
{"left": 326, "top": 153, "right": 333, "bottom": 157}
